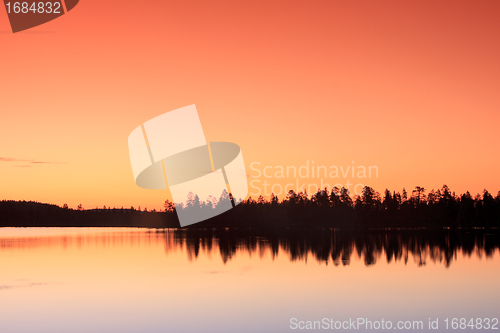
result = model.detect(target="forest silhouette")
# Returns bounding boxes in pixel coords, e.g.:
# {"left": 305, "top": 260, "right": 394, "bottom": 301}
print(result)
{"left": 1, "top": 185, "right": 499, "bottom": 228}
{"left": 173, "top": 184, "right": 500, "bottom": 228}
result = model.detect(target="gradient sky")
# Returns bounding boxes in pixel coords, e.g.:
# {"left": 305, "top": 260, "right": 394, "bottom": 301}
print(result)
{"left": 1, "top": 0, "right": 499, "bottom": 210}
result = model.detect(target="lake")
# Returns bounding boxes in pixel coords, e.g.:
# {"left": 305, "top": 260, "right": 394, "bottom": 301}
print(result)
{"left": 1, "top": 227, "right": 499, "bottom": 332}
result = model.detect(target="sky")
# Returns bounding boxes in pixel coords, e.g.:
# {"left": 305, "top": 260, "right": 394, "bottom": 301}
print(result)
{"left": 1, "top": 0, "right": 499, "bottom": 210}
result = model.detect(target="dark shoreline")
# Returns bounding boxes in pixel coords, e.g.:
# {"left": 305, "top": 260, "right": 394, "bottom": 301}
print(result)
{"left": 1, "top": 189, "right": 499, "bottom": 229}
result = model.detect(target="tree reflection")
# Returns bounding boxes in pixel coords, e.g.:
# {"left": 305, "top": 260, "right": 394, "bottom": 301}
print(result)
{"left": 169, "top": 228, "right": 500, "bottom": 267}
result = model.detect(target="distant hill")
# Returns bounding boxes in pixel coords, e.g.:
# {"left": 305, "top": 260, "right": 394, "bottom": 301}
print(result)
{"left": 0, "top": 200, "right": 179, "bottom": 228}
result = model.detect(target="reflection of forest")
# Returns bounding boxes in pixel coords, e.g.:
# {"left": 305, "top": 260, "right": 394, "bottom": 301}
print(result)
{"left": 1, "top": 227, "right": 498, "bottom": 267}
{"left": 172, "top": 228, "right": 500, "bottom": 267}
{"left": 1, "top": 186, "right": 500, "bottom": 268}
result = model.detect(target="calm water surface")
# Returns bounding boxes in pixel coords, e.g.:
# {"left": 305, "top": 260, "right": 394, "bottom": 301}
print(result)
{"left": 0, "top": 227, "right": 499, "bottom": 333}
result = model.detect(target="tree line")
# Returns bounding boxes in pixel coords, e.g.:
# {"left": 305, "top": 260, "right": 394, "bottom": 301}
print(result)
{"left": 1, "top": 184, "right": 499, "bottom": 228}
{"left": 172, "top": 185, "right": 500, "bottom": 228}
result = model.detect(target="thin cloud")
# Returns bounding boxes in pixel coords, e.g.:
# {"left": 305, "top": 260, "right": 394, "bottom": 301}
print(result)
{"left": 0, "top": 157, "right": 33, "bottom": 162}
{"left": 0, "top": 157, "right": 64, "bottom": 165}
{"left": 0, "top": 282, "right": 63, "bottom": 291}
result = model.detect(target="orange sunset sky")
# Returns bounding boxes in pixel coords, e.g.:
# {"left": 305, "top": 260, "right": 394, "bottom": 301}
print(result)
{"left": 1, "top": 0, "right": 499, "bottom": 211}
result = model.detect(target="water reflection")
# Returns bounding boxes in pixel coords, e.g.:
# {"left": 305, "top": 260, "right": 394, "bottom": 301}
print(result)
{"left": 173, "top": 228, "right": 500, "bottom": 266}
{"left": 1, "top": 227, "right": 498, "bottom": 267}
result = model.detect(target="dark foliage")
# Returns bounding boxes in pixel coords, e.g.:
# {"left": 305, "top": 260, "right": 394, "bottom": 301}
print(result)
{"left": 0, "top": 201, "right": 171, "bottom": 228}
{"left": 1, "top": 185, "right": 499, "bottom": 228}
{"left": 193, "top": 185, "right": 500, "bottom": 228}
